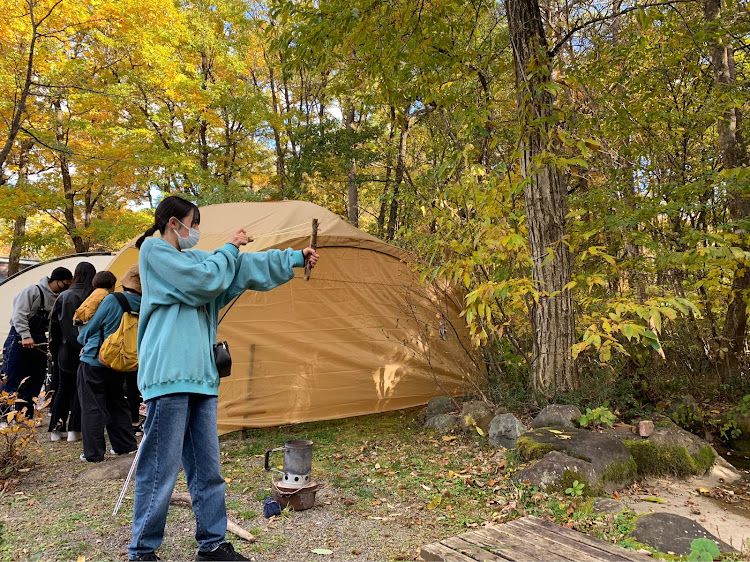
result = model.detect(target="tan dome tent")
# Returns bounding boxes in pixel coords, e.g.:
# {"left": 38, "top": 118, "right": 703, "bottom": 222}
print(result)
{"left": 105, "top": 201, "right": 480, "bottom": 433}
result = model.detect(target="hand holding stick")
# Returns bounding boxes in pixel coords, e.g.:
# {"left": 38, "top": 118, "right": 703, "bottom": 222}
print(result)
{"left": 304, "top": 218, "right": 319, "bottom": 281}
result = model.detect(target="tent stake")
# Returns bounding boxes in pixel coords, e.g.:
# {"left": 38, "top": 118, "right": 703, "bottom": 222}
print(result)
{"left": 304, "top": 218, "right": 318, "bottom": 281}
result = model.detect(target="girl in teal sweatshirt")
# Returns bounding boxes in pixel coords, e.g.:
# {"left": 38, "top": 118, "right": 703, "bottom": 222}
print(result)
{"left": 128, "top": 196, "right": 318, "bottom": 562}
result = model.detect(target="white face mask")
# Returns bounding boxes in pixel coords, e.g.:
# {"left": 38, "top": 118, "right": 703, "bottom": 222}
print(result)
{"left": 173, "top": 219, "right": 200, "bottom": 249}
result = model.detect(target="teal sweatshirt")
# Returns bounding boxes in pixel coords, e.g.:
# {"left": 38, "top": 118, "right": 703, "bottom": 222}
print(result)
{"left": 78, "top": 292, "right": 142, "bottom": 368}
{"left": 137, "top": 237, "right": 305, "bottom": 401}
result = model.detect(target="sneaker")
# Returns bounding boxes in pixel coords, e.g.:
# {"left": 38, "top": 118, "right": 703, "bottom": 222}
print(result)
{"left": 130, "top": 553, "right": 160, "bottom": 561}
{"left": 110, "top": 448, "right": 137, "bottom": 456}
{"left": 67, "top": 431, "right": 82, "bottom": 442}
{"left": 195, "top": 542, "right": 249, "bottom": 561}
{"left": 79, "top": 453, "right": 103, "bottom": 463}
{"left": 50, "top": 431, "right": 63, "bottom": 442}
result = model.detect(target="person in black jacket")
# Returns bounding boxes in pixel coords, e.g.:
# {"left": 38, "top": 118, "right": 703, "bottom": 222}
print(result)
{"left": 48, "top": 262, "right": 96, "bottom": 442}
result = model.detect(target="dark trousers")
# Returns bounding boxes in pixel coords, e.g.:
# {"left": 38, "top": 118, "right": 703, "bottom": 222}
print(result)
{"left": 48, "top": 364, "right": 82, "bottom": 432}
{"left": 1, "top": 327, "right": 47, "bottom": 419}
{"left": 78, "top": 362, "right": 137, "bottom": 462}
{"left": 125, "top": 372, "right": 142, "bottom": 424}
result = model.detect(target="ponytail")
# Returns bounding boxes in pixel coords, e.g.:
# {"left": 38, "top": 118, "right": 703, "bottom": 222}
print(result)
{"left": 134, "top": 195, "right": 200, "bottom": 249}
{"left": 135, "top": 224, "right": 159, "bottom": 249}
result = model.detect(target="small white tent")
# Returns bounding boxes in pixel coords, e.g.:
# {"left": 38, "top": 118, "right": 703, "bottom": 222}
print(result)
{"left": 0, "top": 253, "right": 113, "bottom": 347}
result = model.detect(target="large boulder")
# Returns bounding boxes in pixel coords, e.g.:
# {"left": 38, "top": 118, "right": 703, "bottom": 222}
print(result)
{"left": 530, "top": 405, "right": 582, "bottom": 429}
{"left": 458, "top": 401, "right": 494, "bottom": 434}
{"left": 515, "top": 428, "right": 636, "bottom": 491}
{"left": 623, "top": 419, "right": 716, "bottom": 477}
{"left": 631, "top": 513, "right": 734, "bottom": 556}
{"left": 426, "top": 396, "right": 455, "bottom": 417}
{"left": 488, "top": 414, "right": 526, "bottom": 449}
{"left": 513, "top": 451, "right": 597, "bottom": 493}
{"left": 425, "top": 414, "right": 458, "bottom": 434}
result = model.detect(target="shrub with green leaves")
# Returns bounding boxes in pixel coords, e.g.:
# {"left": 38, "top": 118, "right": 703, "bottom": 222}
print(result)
{"left": 579, "top": 406, "right": 616, "bottom": 429}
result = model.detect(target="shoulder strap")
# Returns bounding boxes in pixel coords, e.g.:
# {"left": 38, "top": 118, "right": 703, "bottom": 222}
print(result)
{"left": 112, "top": 292, "right": 132, "bottom": 315}
{"left": 36, "top": 285, "right": 45, "bottom": 310}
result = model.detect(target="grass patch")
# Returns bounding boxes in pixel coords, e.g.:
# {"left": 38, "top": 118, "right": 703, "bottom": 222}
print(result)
{"left": 3, "top": 407, "right": 657, "bottom": 561}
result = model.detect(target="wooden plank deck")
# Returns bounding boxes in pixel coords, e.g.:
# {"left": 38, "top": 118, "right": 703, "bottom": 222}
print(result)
{"left": 420, "top": 516, "right": 653, "bottom": 562}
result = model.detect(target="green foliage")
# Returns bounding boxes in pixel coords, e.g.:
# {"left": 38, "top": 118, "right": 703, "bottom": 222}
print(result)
{"left": 578, "top": 406, "right": 616, "bottom": 429}
{"left": 687, "top": 538, "right": 721, "bottom": 562}
{"left": 718, "top": 395, "right": 750, "bottom": 440}
{"left": 564, "top": 479, "right": 585, "bottom": 497}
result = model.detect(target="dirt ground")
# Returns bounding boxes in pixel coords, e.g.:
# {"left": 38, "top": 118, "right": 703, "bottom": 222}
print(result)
{"left": 3, "top": 409, "right": 750, "bottom": 561}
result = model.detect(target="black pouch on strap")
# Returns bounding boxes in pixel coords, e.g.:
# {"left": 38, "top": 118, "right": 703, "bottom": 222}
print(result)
{"left": 213, "top": 341, "right": 232, "bottom": 378}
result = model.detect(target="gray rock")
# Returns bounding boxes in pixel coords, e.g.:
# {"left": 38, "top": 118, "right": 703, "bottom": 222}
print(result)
{"left": 76, "top": 454, "right": 137, "bottom": 482}
{"left": 531, "top": 405, "right": 582, "bottom": 429}
{"left": 458, "top": 401, "right": 494, "bottom": 433}
{"left": 425, "top": 414, "right": 458, "bottom": 433}
{"left": 489, "top": 413, "right": 526, "bottom": 449}
{"left": 516, "top": 428, "right": 636, "bottom": 491}
{"left": 426, "top": 396, "right": 455, "bottom": 417}
{"left": 632, "top": 513, "right": 734, "bottom": 555}
{"left": 513, "top": 451, "right": 597, "bottom": 491}
{"left": 649, "top": 420, "right": 714, "bottom": 460}
{"left": 591, "top": 498, "right": 625, "bottom": 514}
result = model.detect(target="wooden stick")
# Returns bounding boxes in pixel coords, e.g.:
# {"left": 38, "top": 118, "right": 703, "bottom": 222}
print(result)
{"left": 170, "top": 492, "right": 256, "bottom": 543}
{"left": 304, "top": 218, "right": 319, "bottom": 281}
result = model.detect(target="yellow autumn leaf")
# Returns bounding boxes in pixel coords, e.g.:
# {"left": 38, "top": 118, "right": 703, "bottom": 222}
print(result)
{"left": 442, "top": 435, "right": 457, "bottom": 441}
{"left": 427, "top": 495, "right": 443, "bottom": 510}
{"left": 476, "top": 427, "right": 485, "bottom": 436}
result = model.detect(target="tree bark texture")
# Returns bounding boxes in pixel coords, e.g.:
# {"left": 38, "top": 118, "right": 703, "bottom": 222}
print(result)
{"left": 343, "top": 101, "right": 359, "bottom": 226}
{"left": 705, "top": 0, "right": 750, "bottom": 377}
{"left": 506, "top": 0, "right": 577, "bottom": 397}
{"left": 54, "top": 99, "right": 86, "bottom": 253}
{"left": 7, "top": 139, "right": 33, "bottom": 276}
{"left": 386, "top": 113, "right": 410, "bottom": 241}
{"left": 267, "top": 63, "right": 287, "bottom": 199}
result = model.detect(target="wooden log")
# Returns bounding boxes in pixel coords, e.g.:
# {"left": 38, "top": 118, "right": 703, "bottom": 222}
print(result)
{"left": 170, "top": 492, "right": 256, "bottom": 543}
{"left": 304, "top": 218, "right": 318, "bottom": 281}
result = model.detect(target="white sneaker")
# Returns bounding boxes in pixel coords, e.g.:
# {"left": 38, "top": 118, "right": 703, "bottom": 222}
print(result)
{"left": 110, "top": 448, "right": 137, "bottom": 456}
{"left": 67, "top": 431, "right": 82, "bottom": 442}
{"left": 50, "top": 431, "right": 63, "bottom": 442}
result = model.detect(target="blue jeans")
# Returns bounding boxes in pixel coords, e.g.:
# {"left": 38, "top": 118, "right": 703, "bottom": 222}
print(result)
{"left": 128, "top": 394, "right": 227, "bottom": 558}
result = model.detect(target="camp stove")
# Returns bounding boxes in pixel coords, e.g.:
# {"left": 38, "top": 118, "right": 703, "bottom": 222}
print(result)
{"left": 264, "top": 440, "right": 313, "bottom": 489}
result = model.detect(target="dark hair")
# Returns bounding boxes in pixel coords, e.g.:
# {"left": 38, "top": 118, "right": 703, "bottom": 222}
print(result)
{"left": 72, "top": 262, "right": 96, "bottom": 298}
{"left": 135, "top": 196, "right": 201, "bottom": 249}
{"left": 50, "top": 266, "right": 73, "bottom": 282}
{"left": 92, "top": 271, "right": 117, "bottom": 290}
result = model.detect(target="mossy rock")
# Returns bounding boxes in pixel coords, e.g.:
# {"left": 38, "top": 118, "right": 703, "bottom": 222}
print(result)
{"left": 514, "top": 428, "right": 636, "bottom": 492}
{"left": 515, "top": 435, "right": 560, "bottom": 461}
{"left": 624, "top": 440, "right": 716, "bottom": 477}
{"left": 513, "top": 451, "right": 599, "bottom": 495}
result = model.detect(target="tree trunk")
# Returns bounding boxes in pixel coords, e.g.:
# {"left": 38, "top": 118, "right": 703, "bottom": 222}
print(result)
{"left": 506, "top": 0, "right": 576, "bottom": 398}
{"left": 387, "top": 112, "right": 410, "bottom": 240}
{"left": 705, "top": 0, "right": 750, "bottom": 377}
{"left": 7, "top": 139, "right": 34, "bottom": 276}
{"left": 343, "top": 101, "right": 358, "bottom": 226}
{"left": 54, "top": 99, "right": 86, "bottom": 253}
{"left": 0, "top": 3, "right": 40, "bottom": 180}
{"left": 267, "top": 63, "right": 287, "bottom": 199}
{"left": 378, "top": 107, "right": 396, "bottom": 237}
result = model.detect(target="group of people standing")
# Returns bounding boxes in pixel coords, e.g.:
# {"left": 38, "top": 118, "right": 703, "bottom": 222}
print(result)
{"left": 1, "top": 260, "right": 142, "bottom": 462}
{"left": 3, "top": 195, "right": 320, "bottom": 561}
